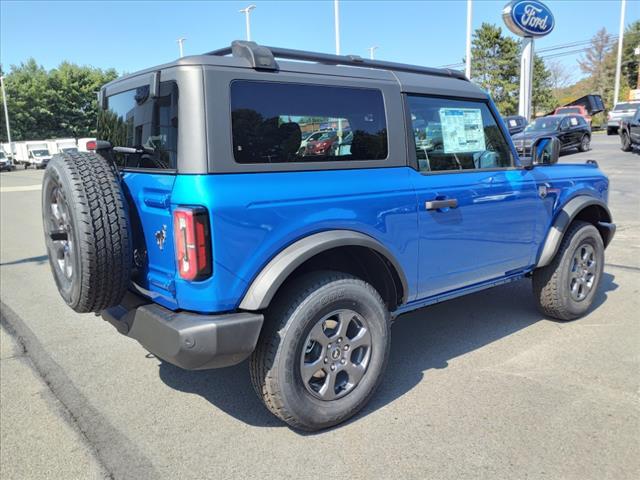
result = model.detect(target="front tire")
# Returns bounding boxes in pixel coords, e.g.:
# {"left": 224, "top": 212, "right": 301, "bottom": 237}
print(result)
{"left": 249, "top": 271, "right": 391, "bottom": 431}
{"left": 533, "top": 221, "right": 604, "bottom": 321}
{"left": 621, "top": 130, "right": 632, "bottom": 151}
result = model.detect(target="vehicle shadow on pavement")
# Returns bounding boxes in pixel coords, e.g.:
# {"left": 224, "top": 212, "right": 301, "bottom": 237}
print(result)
{"left": 0, "top": 254, "right": 48, "bottom": 267}
{"left": 157, "top": 273, "right": 617, "bottom": 432}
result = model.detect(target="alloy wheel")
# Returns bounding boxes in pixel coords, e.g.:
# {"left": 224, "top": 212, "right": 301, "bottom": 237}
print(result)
{"left": 300, "top": 309, "right": 372, "bottom": 401}
{"left": 46, "top": 185, "right": 74, "bottom": 282}
{"left": 569, "top": 243, "right": 597, "bottom": 302}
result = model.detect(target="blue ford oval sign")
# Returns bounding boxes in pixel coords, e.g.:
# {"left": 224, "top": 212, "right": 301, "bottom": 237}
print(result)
{"left": 502, "top": 0, "right": 555, "bottom": 37}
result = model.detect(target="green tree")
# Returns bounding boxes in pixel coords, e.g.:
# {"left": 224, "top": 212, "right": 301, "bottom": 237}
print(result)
{"left": 470, "top": 23, "right": 520, "bottom": 115}
{"left": 621, "top": 20, "right": 640, "bottom": 90}
{"left": 0, "top": 59, "right": 52, "bottom": 142}
{"left": 532, "top": 55, "right": 554, "bottom": 115}
{"left": 0, "top": 60, "right": 117, "bottom": 142}
{"left": 48, "top": 62, "right": 117, "bottom": 138}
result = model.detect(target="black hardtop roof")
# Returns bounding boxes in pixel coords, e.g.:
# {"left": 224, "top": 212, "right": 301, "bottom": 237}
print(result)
{"left": 103, "top": 40, "right": 487, "bottom": 100}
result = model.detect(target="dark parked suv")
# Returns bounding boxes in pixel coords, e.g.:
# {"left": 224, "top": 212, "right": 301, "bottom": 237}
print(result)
{"left": 512, "top": 114, "right": 591, "bottom": 159}
{"left": 619, "top": 106, "right": 640, "bottom": 151}
{"left": 42, "top": 41, "right": 615, "bottom": 431}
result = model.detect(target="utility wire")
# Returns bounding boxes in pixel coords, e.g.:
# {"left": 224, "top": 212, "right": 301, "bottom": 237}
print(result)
{"left": 439, "top": 35, "right": 620, "bottom": 68}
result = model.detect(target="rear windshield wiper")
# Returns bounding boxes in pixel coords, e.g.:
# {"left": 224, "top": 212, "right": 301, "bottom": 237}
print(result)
{"left": 112, "top": 145, "right": 156, "bottom": 155}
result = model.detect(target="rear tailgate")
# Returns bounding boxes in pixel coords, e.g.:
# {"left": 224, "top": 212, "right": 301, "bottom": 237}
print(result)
{"left": 123, "top": 172, "right": 178, "bottom": 310}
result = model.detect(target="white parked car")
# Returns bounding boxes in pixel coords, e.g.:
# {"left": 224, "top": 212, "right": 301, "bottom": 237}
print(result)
{"left": 607, "top": 101, "right": 640, "bottom": 135}
{"left": 0, "top": 150, "right": 14, "bottom": 171}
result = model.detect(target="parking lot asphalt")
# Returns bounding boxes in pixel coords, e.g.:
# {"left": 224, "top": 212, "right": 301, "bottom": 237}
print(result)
{"left": 1, "top": 134, "right": 638, "bottom": 480}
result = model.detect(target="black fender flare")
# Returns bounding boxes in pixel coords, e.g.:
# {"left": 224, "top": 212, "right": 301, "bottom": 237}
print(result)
{"left": 239, "top": 230, "right": 409, "bottom": 311}
{"left": 536, "top": 196, "right": 614, "bottom": 268}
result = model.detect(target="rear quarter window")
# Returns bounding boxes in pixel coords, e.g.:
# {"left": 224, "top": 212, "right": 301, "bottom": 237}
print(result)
{"left": 230, "top": 81, "right": 388, "bottom": 164}
{"left": 98, "top": 81, "right": 178, "bottom": 170}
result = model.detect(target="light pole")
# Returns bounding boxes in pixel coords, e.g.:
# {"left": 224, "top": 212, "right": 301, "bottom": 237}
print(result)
{"left": 368, "top": 46, "right": 379, "bottom": 60}
{"left": 0, "top": 75, "right": 12, "bottom": 163}
{"left": 334, "top": 0, "right": 342, "bottom": 143}
{"left": 177, "top": 37, "right": 186, "bottom": 58}
{"left": 613, "top": 0, "right": 626, "bottom": 105}
{"left": 239, "top": 4, "right": 256, "bottom": 41}
{"left": 334, "top": 0, "right": 341, "bottom": 55}
{"left": 465, "top": 0, "right": 473, "bottom": 79}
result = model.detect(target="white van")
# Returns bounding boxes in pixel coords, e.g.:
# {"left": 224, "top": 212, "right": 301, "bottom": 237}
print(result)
{"left": 48, "top": 138, "right": 78, "bottom": 155}
{"left": 18, "top": 141, "right": 53, "bottom": 169}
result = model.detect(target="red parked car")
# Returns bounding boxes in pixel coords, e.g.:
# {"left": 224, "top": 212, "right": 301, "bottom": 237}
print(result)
{"left": 554, "top": 105, "right": 591, "bottom": 125}
{"left": 305, "top": 131, "right": 337, "bottom": 155}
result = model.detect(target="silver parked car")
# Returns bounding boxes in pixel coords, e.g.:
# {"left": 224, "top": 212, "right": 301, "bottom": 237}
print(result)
{"left": 607, "top": 101, "right": 640, "bottom": 135}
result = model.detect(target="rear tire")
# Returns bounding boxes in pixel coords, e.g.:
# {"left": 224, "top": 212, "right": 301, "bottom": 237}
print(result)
{"left": 578, "top": 134, "right": 590, "bottom": 152}
{"left": 606, "top": 127, "right": 616, "bottom": 136}
{"left": 42, "top": 152, "right": 132, "bottom": 313}
{"left": 621, "top": 130, "right": 632, "bottom": 151}
{"left": 249, "top": 271, "right": 391, "bottom": 431}
{"left": 532, "top": 221, "right": 604, "bottom": 321}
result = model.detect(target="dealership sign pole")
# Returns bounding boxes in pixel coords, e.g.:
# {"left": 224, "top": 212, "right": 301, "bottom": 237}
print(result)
{"left": 502, "top": 0, "right": 554, "bottom": 120}
{"left": 0, "top": 75, "right": 12, "bottom": 160}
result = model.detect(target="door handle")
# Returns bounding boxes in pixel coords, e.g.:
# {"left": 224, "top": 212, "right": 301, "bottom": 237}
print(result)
{"left": 425, "top": 198, "right": 458, "bottom": 211}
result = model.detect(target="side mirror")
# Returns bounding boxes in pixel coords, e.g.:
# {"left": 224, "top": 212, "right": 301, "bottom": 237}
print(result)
{"left": 532, "top": 137, "right": 560, "bottom": 166}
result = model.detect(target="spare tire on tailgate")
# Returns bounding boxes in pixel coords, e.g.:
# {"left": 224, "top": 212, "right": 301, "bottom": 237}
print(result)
{"left": 42, "top": 152, "right": 132, "bottom": 313}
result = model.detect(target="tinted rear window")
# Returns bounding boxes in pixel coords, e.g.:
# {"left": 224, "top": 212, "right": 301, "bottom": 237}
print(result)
{"left": 98, "top": 81, "right": 178, "bottom": 169}
{"left": 230, "top": 81, "right": 388, "bottom": 164}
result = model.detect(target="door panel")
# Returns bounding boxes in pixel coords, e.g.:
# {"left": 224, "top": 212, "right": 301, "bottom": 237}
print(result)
{"left": 630, "top": 111, "right": 640, "bottom": 142}
{"left": 558, "top": 119, "right": 573, "bottom": 148}
{"left": 411, "top": 169, "right": 540, "bottom": 298}
{"left": 405, "top": 93, "right": 544, "bottom": 300}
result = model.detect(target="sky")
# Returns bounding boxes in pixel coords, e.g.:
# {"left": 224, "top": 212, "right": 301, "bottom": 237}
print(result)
{"left": 1, "top": 0, "right": 638, "bottom": 82}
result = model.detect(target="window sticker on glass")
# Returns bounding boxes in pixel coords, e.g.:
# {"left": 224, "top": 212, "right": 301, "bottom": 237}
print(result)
{"left": 438, "top": 108, "right": 486, "bottom": 153}
{"left": 570, "top": 117, "right": 578, "bottom": 126}
{"left": 508, "top": 119, "right": 518, "bottom": 127}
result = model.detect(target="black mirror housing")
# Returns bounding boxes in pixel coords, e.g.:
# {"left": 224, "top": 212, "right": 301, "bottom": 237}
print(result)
{"left": 520, "top": 155, "right": 534, "bottom": 170}
{"left": 532, "top": 137, "right": 560, "bottom": 166}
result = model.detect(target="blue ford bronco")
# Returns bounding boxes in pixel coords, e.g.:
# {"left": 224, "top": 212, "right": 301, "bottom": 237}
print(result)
{"left": 42, "top": 41, "right": 615, "bottom": 431}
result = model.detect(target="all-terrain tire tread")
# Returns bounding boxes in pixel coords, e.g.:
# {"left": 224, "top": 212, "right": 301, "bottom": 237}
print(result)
{"left": 532, "top": 220, "right": 595, "bottom": 321}
{"left": 45, "top": 152, "right": 131, "bottom": 313}
{"left": 249, "top": 271, "right": 387, "bottom": 430}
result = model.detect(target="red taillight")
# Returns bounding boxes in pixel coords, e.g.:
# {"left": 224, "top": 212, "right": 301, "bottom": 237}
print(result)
{"left": 173, "top": 207, "right": 212, "bottom": 281}
{"left": 86, "top": 140, "right": 97, "bottom": 151}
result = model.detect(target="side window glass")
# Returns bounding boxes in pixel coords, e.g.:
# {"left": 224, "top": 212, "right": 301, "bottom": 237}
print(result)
{"left": 407, "top": 95, "right": 512, "bottom": 172}
{"left": 230, "top": 81, "right": 387, "bottom": 164}
{"left": 98, "top": 81, "right": 179, "bottom": 169}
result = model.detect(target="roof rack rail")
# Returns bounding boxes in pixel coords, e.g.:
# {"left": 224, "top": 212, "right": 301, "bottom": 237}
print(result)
{"left": 206, "top": 41, "right": 468, "bottom": 80}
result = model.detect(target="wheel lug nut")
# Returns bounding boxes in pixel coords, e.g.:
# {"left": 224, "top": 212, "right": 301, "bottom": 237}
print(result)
{"left": 327, "top": 343, "right": 332, "bottom": 349}
{"left": 330, "top": 364, "right": 336, "bottom": 371}
{"left": 340, "top": 359, "right": 345, "bottom": 365}
{"left": 324, "top": 357, "right": 328, "bottom": 363}
{"left": 337, "top": 337, "right": 342, "bottom": 343}
{"left": 343, "top": 345, "right": 349, "bottom": 351}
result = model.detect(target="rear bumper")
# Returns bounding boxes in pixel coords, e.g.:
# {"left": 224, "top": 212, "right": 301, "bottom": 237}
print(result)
{"left": 102, "top": 291, "right": 264, "bottom": 370}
